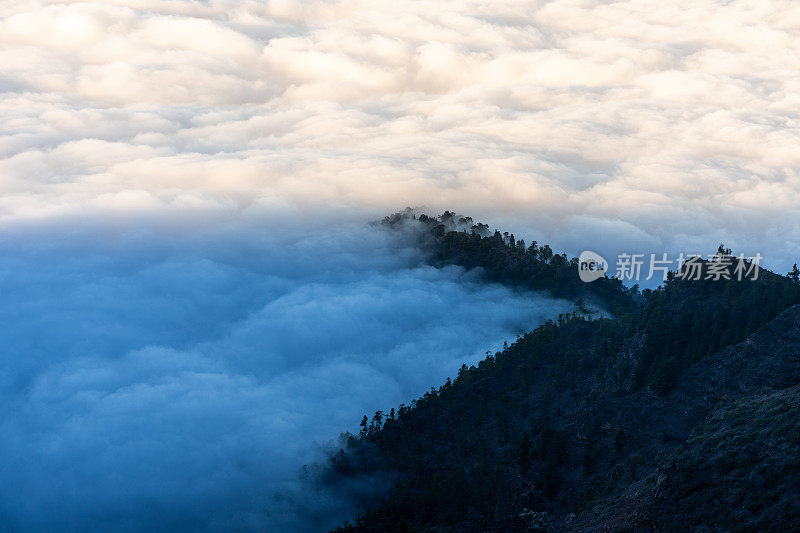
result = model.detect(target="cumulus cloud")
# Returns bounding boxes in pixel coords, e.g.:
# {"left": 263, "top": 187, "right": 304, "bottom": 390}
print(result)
{"left": 1, "top": 0, "right": 799, "bottom": 268}
{"left": 0, "top": 219, "right": 574, "bottom": 530}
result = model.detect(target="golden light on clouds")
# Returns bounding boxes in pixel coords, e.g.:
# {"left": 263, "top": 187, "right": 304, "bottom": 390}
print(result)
{"left": 1, "top": 0, "right": 799, "bottom": 262}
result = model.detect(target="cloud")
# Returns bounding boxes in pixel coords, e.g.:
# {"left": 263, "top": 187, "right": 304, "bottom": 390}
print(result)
{"left": 2, "top": 0, "right": 800, "bottom": 528}
{"left": 0, "top": 219, "right": 574, "bottom": 530}
{"left": 2, "top": 0, "right": 799, "bottom": 268}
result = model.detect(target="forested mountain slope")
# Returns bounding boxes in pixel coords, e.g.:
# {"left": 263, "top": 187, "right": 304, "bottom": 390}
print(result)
{"left": 319, "top": 212, "right": 800, "bottom": 532}
{"left": 381, "top": 209, "right": 636, "bottom": 315}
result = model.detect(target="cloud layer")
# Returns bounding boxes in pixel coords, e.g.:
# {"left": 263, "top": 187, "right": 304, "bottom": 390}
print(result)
{"left": 0, "top": 220, "right": 573, "bottom": 530}
{"left": 2, "top": 0, "right": 800, "bottom": 267}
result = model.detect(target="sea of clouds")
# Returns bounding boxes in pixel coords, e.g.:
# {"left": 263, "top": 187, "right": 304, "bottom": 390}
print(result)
{"left": 2, "top": 0, "right": 799, "bottom": 265}
{"left": 0, "top": 217, "right": 575, "bottom": 530}
{"left": 2, "top": 0, "right": 800, "bottom": 530}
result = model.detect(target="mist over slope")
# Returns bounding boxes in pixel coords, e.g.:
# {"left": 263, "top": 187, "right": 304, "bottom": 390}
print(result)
{"left": 0, "top": 215, "right": 575, "bottom": 531}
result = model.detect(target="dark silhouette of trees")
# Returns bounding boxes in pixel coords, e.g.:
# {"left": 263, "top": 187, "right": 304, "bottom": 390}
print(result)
{"left": 789, "top": 263, "right": 799, "bottom": 283}
{"left": 324, "top": 211, "right": 800, "bottom": 532}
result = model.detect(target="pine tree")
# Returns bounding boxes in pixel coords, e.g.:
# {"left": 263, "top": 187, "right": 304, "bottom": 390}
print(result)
{"left": 789, "top": 263, "right": 800, "bottom": 283}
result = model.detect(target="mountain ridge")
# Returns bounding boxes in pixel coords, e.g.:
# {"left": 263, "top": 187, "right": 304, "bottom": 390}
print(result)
{"left": 316, "top": 211, "right": 800, "bottom": 532}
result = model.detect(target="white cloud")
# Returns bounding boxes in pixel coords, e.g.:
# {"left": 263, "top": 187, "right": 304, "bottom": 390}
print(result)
{"left": 1, "top": 1, "right": 797, "bottom": 265}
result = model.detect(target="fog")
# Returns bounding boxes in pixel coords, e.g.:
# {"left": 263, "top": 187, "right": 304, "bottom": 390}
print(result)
{"left": 0, "top": 216, "right": 574, "bottom": 530}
